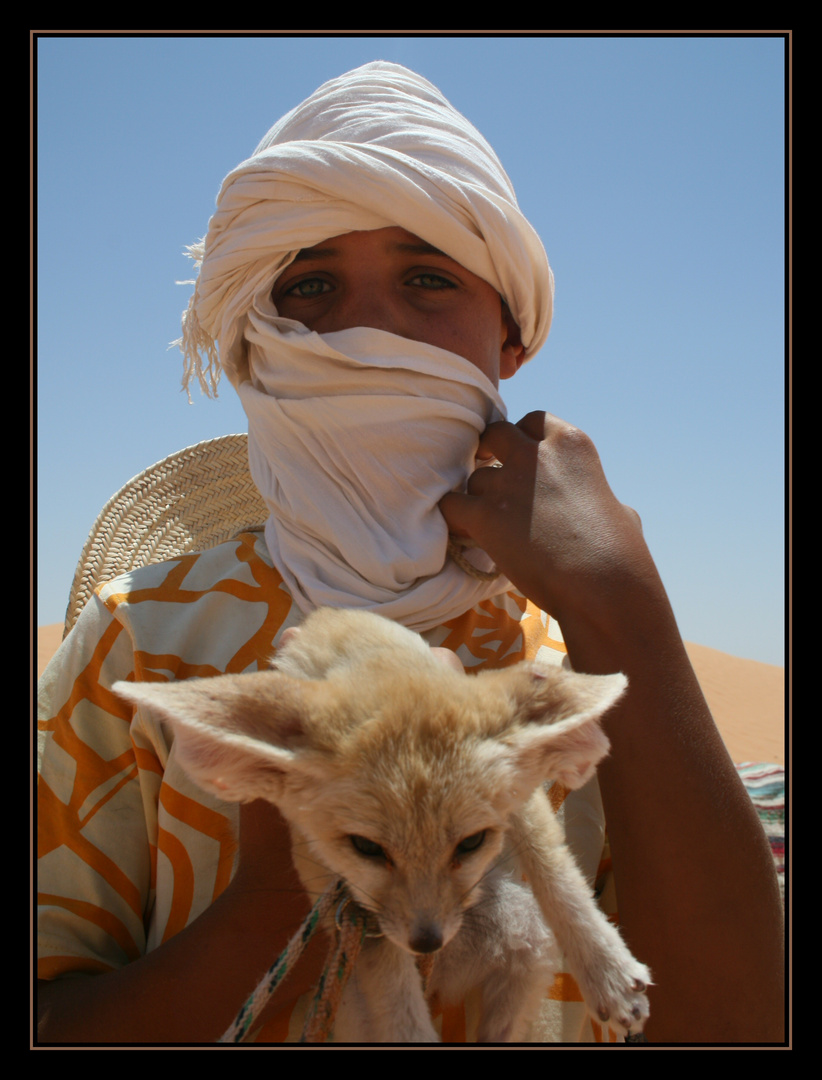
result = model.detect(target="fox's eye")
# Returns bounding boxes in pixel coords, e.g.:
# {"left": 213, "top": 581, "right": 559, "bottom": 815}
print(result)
{"left": 350, "top": 835, "right": 387, "bottom": 860}
{"left": 455, "top": 830, "right": 486, "bottom": 856}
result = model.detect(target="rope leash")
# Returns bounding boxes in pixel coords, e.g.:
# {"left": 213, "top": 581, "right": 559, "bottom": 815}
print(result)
{"left": 219, "top": 879, "right": 346, "bottom": 1044}
{"left": 219, "top": 896, "right": 645, "bottom": 1045}
{"left": 299, "top": 898, "right": 370, "bottom": 1042}
{"left": 447, "top": 535, "right": 500, "bottom": 582}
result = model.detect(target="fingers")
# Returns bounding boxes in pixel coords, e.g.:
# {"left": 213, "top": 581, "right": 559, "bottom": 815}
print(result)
{"left": 514, "top": 410, "right": 555, "bottom": 441}
{"left": 439, "top": 454, "right": 512, "bottom": 538}
{"left": 444, "top": 413, "right": 548, "bottom": 533}
{"left": 622, "top": 503, "right": 643, "bottom": 534}
{"left": 476, "top": 413, "right": 543, "bottom": 461}
{"left": 457, "top": 411, "right": 641, "bottom": 536}
{"left": 239, "top": 799, "right": 289, "bottom": 847}
{"left": 429, "top": 646, "right": 465, "bottom": 673}
{"left": 233, "top": 800, "right": 299, "bottom": 894}
{"left": 478, "top": 411, "right": 583, "bottom": 460}
{"left": 439, "top": 489, "right": 476, "bottom": 538}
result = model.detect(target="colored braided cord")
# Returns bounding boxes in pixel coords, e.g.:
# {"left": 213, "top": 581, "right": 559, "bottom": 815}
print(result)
{"left": 300, "top": 900, "right": 369, "bottom": 1042}
{"left": 219, "top": 879, "right": 346, "bottom": 1044}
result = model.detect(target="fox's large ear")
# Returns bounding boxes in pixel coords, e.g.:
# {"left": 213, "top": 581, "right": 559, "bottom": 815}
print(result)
{"left": 492, "top": 663, "right": 627, "bottom": 790}
{"left": 114, "top": 671, "right": 313, "bottom": 805}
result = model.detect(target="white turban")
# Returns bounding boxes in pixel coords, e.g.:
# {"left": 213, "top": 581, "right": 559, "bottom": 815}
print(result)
{"left": 179, "top": 62, "right": 555, "bottom": 630}
{"left": 181, "top": 60, "right": 553, "bottom": 394}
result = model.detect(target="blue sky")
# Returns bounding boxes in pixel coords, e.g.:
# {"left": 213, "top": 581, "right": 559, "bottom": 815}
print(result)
{"left": 35, "top": 33, "right": 786, "bottom": 664}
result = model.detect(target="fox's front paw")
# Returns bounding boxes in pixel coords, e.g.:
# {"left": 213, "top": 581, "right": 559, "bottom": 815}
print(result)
{"left": 585, "top": 955, "right": 651, "bottom": 1037}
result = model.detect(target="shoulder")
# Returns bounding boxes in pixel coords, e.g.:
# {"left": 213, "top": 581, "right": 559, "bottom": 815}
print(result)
{"left": 71, "top": 532, "right": 295, "bottom": 682}
{"left": 424, "top": 588, "right": 567, "bottom": 670}
{"left": 38, "top": 532, "right": 299, "bottom": 761}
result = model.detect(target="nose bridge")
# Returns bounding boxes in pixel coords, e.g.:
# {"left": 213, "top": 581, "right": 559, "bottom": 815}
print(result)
{"left": 403, "top": 864, "right": 453, "bottom": 925}
{"left": 402, "top": 866, "right": 462, "bottom": 954}
{"left": 340, "top": 281, "right": 406, "bottom": 337}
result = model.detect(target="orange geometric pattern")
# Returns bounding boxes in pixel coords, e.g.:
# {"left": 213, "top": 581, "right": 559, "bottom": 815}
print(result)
{"left": 38, "top": 531, "right": 612, "bottom": 1043}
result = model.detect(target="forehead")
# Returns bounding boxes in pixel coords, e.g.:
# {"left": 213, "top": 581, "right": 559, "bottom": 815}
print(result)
{"left": 292, "top": 227, "right": 453, "bottom": 263}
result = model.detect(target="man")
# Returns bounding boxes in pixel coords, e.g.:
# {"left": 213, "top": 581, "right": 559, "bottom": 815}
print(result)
{"left": 38, "top": 62, "right": 783, "bottom": 1043}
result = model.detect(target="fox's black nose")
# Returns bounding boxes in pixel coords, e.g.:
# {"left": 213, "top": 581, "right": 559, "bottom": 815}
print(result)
{"left": 409, "top": 925, "right": 443, "bottom": 954}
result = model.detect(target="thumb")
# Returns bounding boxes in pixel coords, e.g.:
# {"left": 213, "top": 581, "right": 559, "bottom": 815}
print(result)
{"left": 438, "top": 489, "right": 476, "bottom": 540}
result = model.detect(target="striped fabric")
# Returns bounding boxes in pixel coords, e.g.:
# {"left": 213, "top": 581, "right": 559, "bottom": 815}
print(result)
{"left": 736, "top": 762, "right": 785, "bottom": 906}
{"left": 38, "top": 530, "right": 618, "bottom": 1043}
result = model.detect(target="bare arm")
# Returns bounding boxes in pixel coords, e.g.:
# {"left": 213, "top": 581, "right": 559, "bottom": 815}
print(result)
{"left": 440, "top": 412, "right": 784, "bottom": 1043}
{"left": 37, "top": 802, "right": 326, "bottom": 1044}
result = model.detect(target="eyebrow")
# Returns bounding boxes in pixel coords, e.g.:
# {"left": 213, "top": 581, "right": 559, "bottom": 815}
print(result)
{"left": 393, "top": 240, "right": 449, "bottom": 257}
{"left": 291, "top": 246, "right": 339, "bottom": 262}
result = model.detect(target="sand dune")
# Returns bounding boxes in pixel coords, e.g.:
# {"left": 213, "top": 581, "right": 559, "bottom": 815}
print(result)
{"left": 37, "top": 624, "right": 65, "bottom": 682}
{"left": 682, "top": 642, "right": 784, "bottom": 765}
{"left": 37, "top": 623, "right": 785, "bottom": 765}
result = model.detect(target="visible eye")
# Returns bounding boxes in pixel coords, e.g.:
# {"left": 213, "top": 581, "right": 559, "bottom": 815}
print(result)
{"left": 408, "top": 272, "right": 456, "bottom": 290}
{"left": 455, "top": 830, "right": 486, "bottom": 856}
{"left": 350, "top": 835, "right": 388, "bottom": 860}
{"left": 282, "top": 277, "right": 332, "bottom": 299}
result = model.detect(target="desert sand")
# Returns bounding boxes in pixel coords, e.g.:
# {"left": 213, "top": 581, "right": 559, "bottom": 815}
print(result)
{"left": 37, "top": 624, "right": 785, "bottom": 765}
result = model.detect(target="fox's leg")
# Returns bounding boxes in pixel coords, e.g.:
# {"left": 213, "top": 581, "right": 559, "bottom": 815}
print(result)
{"left": 334, "top": 939, "right": 439, "bottom": 1043}
{"left": 512, "top": 792, "right": 651, "bottom": 1038}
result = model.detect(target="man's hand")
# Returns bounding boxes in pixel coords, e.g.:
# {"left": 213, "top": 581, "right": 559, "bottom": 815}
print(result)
{"left": 440, "top": 411, "right": 651, "bottom": 628}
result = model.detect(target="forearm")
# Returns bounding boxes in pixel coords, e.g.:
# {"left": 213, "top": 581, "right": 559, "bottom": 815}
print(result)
{"left": 440, "top": 413, "right": 784, "bottom": 1042}
{"left": 38, "top": 884, "right": 318, "bottom": 1043}
{"left": 38, "top": 805, "right": 325, "bottom": 1045}
{"left": 560, "top": 582, "right": 784, "bottom": 1043}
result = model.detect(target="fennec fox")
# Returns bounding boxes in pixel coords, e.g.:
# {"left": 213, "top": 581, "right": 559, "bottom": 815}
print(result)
{"left": 115, "top": 607, "right": 650, "bottom": 1043}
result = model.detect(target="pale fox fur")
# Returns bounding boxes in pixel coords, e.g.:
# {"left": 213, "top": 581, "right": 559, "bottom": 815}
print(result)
{"left": 115, "top": 607, "right": 651, "bottom": 1043}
